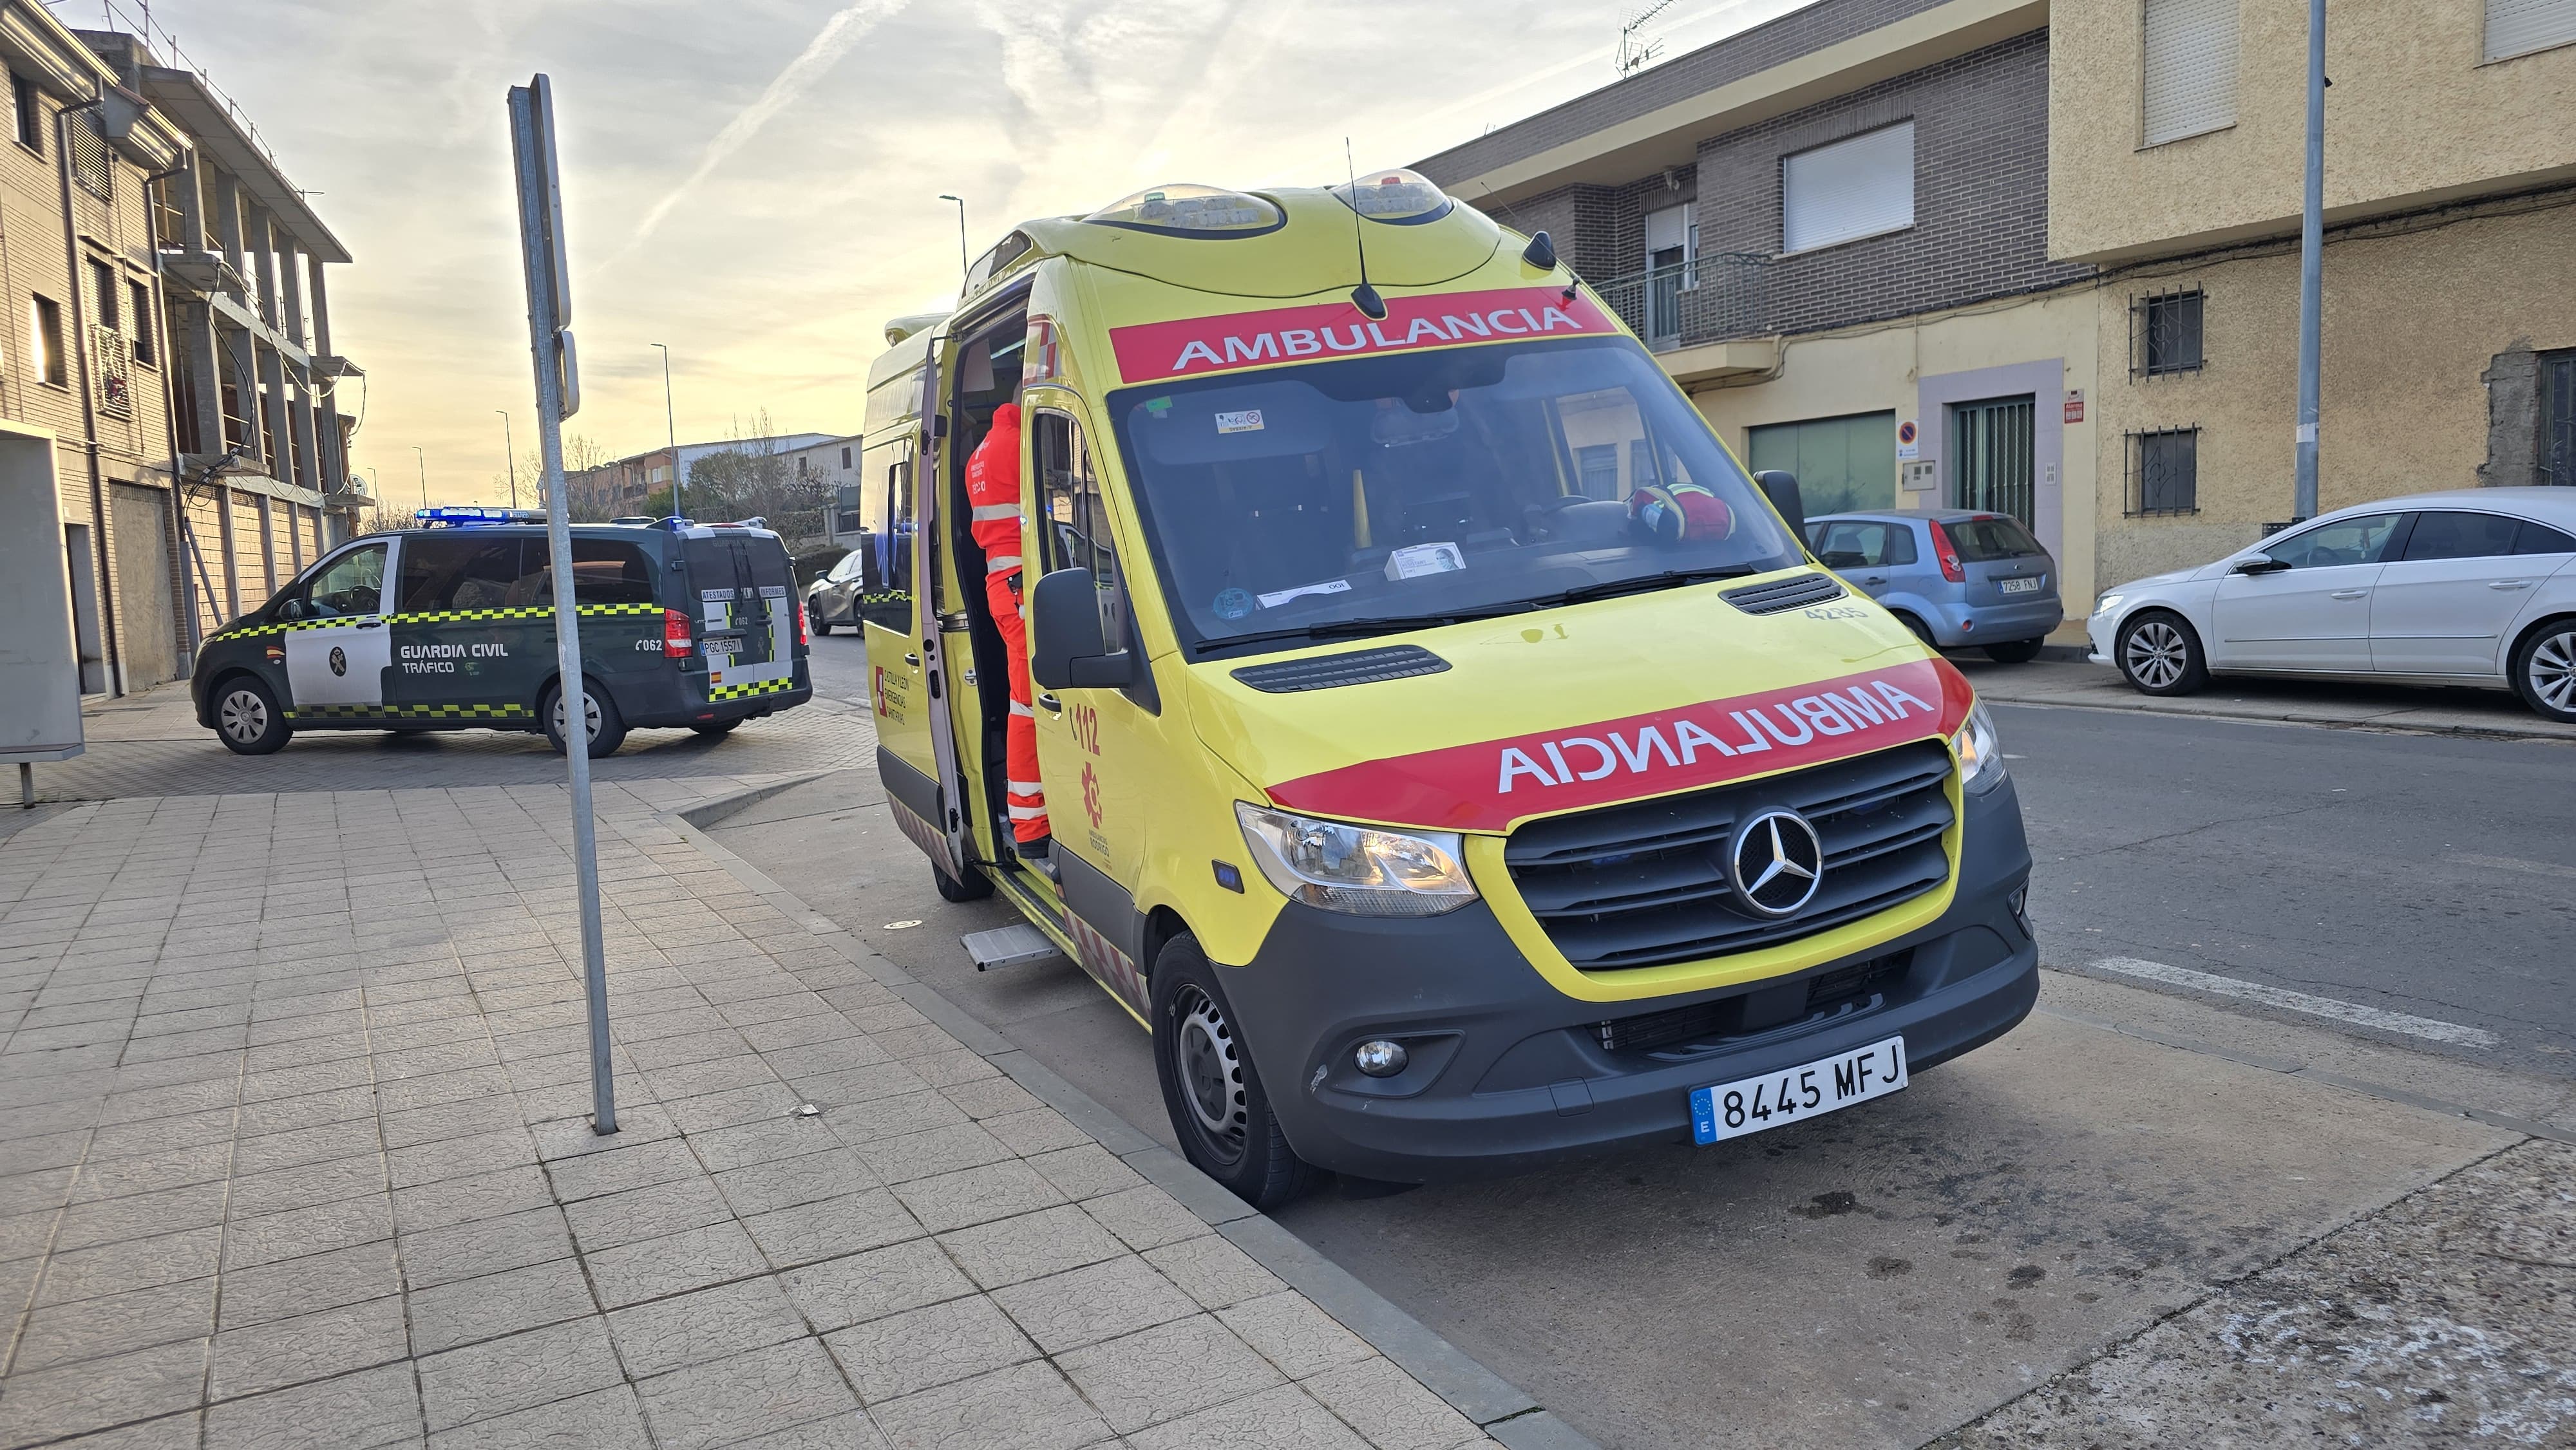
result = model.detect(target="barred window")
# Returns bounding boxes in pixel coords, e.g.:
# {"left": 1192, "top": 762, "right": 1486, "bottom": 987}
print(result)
{"left": 2126, "top": 428, "right": 2200, "bottom": 516}
{"left": 2132, "top": 288, "right": 2204, "bottom": 378}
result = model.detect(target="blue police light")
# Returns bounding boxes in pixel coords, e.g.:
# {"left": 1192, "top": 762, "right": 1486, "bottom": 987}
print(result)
{"left": 415, "top": 506, "right": 547, "bottom": 527}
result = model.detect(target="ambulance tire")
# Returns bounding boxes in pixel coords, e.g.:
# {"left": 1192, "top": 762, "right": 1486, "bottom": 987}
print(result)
{"left": 932, "top": 861, "right": 992, "bottom": 902}
{"left": 1151, "top": 936, "right": 1320, "bottom": 1209}
{"left": 211, "top": 675, "right": 292, "bottom": 756}
{"left": 541, "top": 679, "right": 629, "bottom": 758}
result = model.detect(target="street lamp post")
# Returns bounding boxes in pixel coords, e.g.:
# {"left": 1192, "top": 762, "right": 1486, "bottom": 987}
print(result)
{"left": 413, "top": 446, "right": 428, "bottom": 511}
{"left": 2293, "top": 0, "right": 2325, "bottom": 523}
{"left": 938, "top": 194, "right": 969, "bottom": 285}
{"left": 650, "top": 341, "right": 680, "bottom": 520}
{"left": 497, "top": 410, "right": 518, "bottom": 510}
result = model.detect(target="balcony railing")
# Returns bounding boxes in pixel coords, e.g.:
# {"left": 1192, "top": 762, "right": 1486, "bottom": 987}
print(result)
{"left": 1589, "top": 254, "right": 1771, "bottom": 352}
{"left": 91, "top": 325, "right": 134, "bottom": 416}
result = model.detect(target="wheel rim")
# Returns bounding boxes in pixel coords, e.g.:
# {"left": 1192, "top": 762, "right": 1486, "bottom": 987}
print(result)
{"left": 218, "top": 688, "right": 267, "bottom": 744}
{"left": 2531, "top": 630, "right": 2576, "bottom": 711}
{"left": 553, "top": 690, "right": 600, "bottom": 742}
{"left": 1170, "top": 986, "right": 1247, "bottom": 1165}
{"left": 2125, "top": 621, "right": 2187, "bottom": 689}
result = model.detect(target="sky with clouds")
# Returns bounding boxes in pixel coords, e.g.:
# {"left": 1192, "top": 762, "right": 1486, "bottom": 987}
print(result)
{"left": 113, "top": 0, "right": 1804, "bottom": 507}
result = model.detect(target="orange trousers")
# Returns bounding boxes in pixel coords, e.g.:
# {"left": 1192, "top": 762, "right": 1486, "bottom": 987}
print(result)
{"left": 988, "top": 569, "right": 1048, "bottom": 843}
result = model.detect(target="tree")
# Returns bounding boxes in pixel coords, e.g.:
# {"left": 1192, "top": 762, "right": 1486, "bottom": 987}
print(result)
{"left": 684, "top": 411, "right": 831, "bottom": 544}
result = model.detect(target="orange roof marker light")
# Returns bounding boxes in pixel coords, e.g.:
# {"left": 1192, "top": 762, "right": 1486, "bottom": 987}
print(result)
{"left": 1329, "top": 167, "right": 1454, "bottom": 225}
{"left": 1084, "top": 184, "right": 1284, "bottom": 238}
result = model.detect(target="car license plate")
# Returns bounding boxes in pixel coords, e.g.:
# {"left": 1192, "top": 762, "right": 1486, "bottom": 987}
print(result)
{"left": 1998, "top": 576, "right": 2043, "bottom": 594}
{"left": 1689, "top": 1036, "right": 1908, "bottom": 1145}
{"left": 703, "top": 634, "right": 742, "bottom": 659}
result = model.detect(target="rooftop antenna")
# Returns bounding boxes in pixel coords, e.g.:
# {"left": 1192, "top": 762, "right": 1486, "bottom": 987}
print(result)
{"left": 1617, "top": 0, "right": 1681, "bottom": 76}
{"left": 1345, "top": 138, "right": 1386, "bottom": 321}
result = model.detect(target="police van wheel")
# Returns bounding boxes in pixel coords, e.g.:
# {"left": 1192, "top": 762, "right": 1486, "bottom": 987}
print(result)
{"left": 933, "top": 861, "right": 991, "bottom": 902}
{"left": 1152, "top": 935, "right": 1320, "bottom": 1209}
{"left": 542, "top": 681, "right": 629, "bottom": 758}
{"left": 213, "top": 677, "right": 292, "bottom": 756}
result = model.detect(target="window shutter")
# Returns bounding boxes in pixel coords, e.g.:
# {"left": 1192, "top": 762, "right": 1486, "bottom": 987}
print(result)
{"left": 2142, "top": 0, "right": 2238, "bottom": 147}
{"left": 1781, "top": 120, "right": 1913, "bottom": 254}
{"left": 2487, "top": 0, "right": 2576, "bottom": 60}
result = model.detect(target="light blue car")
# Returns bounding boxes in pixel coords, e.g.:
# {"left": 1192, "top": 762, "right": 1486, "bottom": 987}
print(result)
{"left": 1802, "top": 509, "right": 2063, "bottom": 663}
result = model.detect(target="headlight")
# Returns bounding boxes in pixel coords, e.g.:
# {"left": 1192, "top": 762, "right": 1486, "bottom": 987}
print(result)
{"left": 1234, "top": 802, "right": 1477, "bottom": 917}
{"left": 1952, "top": 700, "right": 2006, "bottom": 793}
{"left": 2092, "top": 592, "right": 2126, "bottom": 617}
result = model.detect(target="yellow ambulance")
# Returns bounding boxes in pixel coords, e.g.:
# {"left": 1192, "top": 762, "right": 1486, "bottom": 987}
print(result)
{"left": 865, "top": 173, "right": 2034, "bottom": 1205}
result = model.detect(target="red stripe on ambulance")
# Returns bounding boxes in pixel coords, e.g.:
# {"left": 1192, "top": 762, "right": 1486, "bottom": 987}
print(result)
{"left": 1264, "top": 658, "right": 1976, "bottom": 834}
{"left": 1110, "top": 287, "right": 1620, "bottom": 384}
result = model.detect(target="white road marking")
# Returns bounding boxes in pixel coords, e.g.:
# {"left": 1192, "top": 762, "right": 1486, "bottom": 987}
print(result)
{"left": 2088, "top": 957, "right": 2501, "bottom": 1049}
{"left": 2448, "top": 852, "right": 2576, "bottom": 882}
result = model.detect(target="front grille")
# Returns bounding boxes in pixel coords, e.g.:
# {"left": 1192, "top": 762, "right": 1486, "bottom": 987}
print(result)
{"left": 1722, "top": 572, "right": 1845, "bottom": 615}
{"left": 1594, "top": 950, "right": 1911, "bottom": 1053}
{"left": 1504, "top": 741, "right": 1953, "bottom": 971}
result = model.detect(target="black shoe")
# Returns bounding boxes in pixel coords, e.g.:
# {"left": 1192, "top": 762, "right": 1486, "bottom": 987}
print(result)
{"left": 1018, "top": 837, "right": 1059, "bottom": 884}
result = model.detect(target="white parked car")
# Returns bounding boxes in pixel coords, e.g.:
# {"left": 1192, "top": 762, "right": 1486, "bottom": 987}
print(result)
{"left": 2087, "top": 488, "right": 2576, "bottom": 722}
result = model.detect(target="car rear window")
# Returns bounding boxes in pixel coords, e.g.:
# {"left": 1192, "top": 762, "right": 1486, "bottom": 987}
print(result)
{"left": 1947, "top": 516, "right": 2045, "bottom": 561}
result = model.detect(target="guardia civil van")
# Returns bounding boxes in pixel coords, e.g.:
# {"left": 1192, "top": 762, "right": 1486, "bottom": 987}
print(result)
{"left": 866, "top": 174, "right": 2036, "bottom": 1204}
{"left": 189, "top": 511, "right": 811, "bottom": 758}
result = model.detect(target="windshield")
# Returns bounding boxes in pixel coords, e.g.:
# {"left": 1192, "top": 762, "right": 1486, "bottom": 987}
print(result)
{"left": 1109, "top": 338, "right": 1798, "bottom": 657}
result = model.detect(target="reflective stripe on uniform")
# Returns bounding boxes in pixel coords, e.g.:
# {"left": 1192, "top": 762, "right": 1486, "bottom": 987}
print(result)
{"left": 985, "top": 554, "right": 1021, "bottom": 574}
{"left": 971, "top": 504, "right": 1019, "bottom": 522}
{"left": 1007, "top": 804, "right": 1049, "bottom": 821}
{"left": 1007, "top": 779, "right": 1044, "bottom": 795}
{"left": 1008, "top": 701, "right": 1033, "bottom": 718}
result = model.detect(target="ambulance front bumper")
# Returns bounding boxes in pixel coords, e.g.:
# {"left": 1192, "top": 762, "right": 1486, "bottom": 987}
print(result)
{"left": 1217, "top": 775, "right": 2037, "bottom": 1184}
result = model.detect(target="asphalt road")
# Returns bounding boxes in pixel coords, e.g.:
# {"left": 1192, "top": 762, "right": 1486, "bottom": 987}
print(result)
{"left": 721, "top": 635, "right": 2566, "bottom": 1449}
{"left": 1996, "top": 699, "right": 2576, "bottom": 1080}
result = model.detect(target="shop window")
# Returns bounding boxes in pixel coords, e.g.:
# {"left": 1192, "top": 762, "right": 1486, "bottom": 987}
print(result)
{"left": 2143, "top": 0, "right": 2239, "bottom": 146}
{"left": 2132, "top": 288, "right": 2204, "bottom": 378}
{"left": 2126, "top": 427, "right": 2200, "bottom": 516}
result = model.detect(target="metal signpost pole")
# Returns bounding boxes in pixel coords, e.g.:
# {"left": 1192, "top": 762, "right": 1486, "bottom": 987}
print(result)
{"left": 2293, "top": 0, "right": 2324, "bottom": 522}
{"left": 509, "top": 73, "right": 616, "bottom": 1135}
{"left": 652, "top": 341, "right": 679, "bottom": 518}
{"left": 497, "top": 409, "right": 518, "bottom": 510}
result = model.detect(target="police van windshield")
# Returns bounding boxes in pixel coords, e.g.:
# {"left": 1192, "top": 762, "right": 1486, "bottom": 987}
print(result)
{"left": 1108, "top": 338, "right": 1798, "bottom": 658}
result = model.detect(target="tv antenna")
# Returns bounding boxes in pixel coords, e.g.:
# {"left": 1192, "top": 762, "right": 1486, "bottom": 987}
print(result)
{"left": 1616, "top": 0, "right": 1683, "bottom": 76}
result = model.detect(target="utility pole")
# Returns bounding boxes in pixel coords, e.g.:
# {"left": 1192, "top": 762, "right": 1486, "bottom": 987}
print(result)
{"left": 651, "top": 341, "right": 680, "bottom": 518}
{"left": 413, "top": 445, "right": 427, "bottom": 511}
{"left": 938, "top": 194, "right": 969, "bottom": 284}
{"left": 2293, "top": 0, "right": 2324, "bottom": 522}
{"left": 497, "top": 410, "right": 518, "bottom": 510}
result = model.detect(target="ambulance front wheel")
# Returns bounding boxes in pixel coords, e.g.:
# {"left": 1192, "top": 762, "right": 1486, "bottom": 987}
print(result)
{"left": 213, "top": 676, "right": 292, "bottom": 756}
{"left": 542, "top": 679, "right": 629, "bottom": 758}
{"left": 1152, "top": 934, "right": 1320, "bottom": 1209}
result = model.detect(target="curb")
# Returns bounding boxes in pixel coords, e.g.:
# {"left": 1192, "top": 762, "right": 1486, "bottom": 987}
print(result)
{"left": 661, "top": 786, "right": 1600, "bottom": 1450}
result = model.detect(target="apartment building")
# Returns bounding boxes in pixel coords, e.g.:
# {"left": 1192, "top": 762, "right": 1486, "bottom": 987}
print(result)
{"left": 1419, "top": 0, "right": 2576, "bottom": 625}
{"left": 2060, "top": 0, "right": 2576, "bottom": 587}
{"left": 84, "top": 26, "right": 368, "bottom": 654}
{"left": 0, "top": 5, "right": 187, "bottom": 694}
{"left": 780, "top": 433, "right": 866, "bottom": 545}
{"left": 569, "top": 432, "right": 837, "bottom": 518}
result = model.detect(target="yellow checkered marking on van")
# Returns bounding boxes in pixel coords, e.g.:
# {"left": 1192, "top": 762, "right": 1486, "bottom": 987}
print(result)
{"left": 708, "top": 677, "right": 797, "bottom": 702}
{"left": 218, "top": 603, "right": 660, "bottom": 641}
{"left": 286, "top": 703, "right": 536, "bottom": 721}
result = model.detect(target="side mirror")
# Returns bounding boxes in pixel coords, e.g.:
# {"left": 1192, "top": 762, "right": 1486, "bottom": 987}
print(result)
{"left": 1029, "top": 567, "right": 1135, "bottom": 692}
{"left": 2233, "top": 556, "right": 2291, "bottom": 576}
{"left": 1754, "top": 470, "right": 1806, "bottom": 543}
{"left": 278, "top": 597, "right": 306, "bottom": 621}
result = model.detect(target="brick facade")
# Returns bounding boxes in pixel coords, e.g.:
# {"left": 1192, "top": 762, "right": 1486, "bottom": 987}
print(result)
{"left": 1688, "top": 28, "right": 2088, "bottom": 342}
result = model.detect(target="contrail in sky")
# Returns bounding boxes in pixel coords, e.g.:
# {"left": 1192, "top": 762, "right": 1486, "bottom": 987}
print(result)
{"left": 606, "top": 0, "right": 910, "bottom": 267}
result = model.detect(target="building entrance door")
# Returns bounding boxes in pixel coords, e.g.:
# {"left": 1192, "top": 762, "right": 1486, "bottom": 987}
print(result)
{"left": 1950, "top": 395, "right": 2035, "bottom": 525}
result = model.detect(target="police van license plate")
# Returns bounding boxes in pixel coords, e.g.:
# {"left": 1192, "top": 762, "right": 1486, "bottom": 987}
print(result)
{"left": 1690, "top": 1036, "right": 1908, "bottom": 1145}
{"left": 1998, "top": 576, "right": 2043, "bottom": 594}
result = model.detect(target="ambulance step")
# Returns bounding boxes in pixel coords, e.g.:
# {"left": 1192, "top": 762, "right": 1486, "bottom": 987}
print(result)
{"left": 961, "top": 924, "right": 1063, "bottom": 972}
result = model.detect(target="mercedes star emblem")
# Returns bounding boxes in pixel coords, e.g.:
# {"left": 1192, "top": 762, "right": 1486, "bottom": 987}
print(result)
{"left": 1728, "top": 808, "right": 1824, "bottom": 918}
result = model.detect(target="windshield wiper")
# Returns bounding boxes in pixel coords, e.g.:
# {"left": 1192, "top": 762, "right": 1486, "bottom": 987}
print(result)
{"left": 1192, "top": 614, "right": 1486, "bottom": 655}
{"left": 1501, "top": 564, "right": 1765, "bottom": 611}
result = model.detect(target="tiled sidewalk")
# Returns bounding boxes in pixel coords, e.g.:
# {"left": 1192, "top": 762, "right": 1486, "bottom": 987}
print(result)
{"left": 0, "top": 782, "right": 1498, "bottom": 1449}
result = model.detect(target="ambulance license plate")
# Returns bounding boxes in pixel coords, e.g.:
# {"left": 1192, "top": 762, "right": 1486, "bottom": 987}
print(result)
{"left": 1998, "top": 576, "right": 2043, "bottom": 594}
{"left": 1689, "top": 1036, "right": 1907, "bottom": 1145}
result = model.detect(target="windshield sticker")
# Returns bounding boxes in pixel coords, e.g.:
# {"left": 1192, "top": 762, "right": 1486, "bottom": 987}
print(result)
{"left": 1213, "top": 588, "right": 1256, "bottom": 621}
{"left": 1264, "top": 658, "right": 1975, "bottom": 834}
{"left": 1256, "top": 579, "right": 1351, "bottom": 608}
{"left": 1385, "top": 543, "right": 1464, "bottom": 580}
{"left": 1215, "top": 410, "right": 1265, "bottom": 435}
{"left": 1111, "top": 286, "right": 1618, "bottom": 384}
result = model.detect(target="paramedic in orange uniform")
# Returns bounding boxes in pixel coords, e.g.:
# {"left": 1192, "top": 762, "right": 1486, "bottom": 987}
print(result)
{"left": 963, "top": 403, "right": 1050, "bottom": 864}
